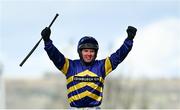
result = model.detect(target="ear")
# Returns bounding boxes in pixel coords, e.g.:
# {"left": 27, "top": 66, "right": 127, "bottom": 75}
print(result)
{"left": 78, "top": 50, "right": 83, "bottom": 59}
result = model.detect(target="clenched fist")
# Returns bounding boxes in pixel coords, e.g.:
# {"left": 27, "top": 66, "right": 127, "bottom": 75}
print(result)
{"left": 126, "top": 26, "right": 137, "bottom": 40}
{"left": 41, "top": 27, "right": 51, "bottom": 42}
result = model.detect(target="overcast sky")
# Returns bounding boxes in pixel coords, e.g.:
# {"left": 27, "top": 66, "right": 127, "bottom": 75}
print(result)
{"left": 0, "top": 0, "right": 179, "bottom": 79}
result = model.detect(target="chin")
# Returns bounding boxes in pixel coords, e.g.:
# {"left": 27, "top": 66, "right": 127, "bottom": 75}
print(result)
{"left": 85, "top": 61, "right": 92, "bottom": 63}
{"left": 84, "top": 59, "right": 93, "bottom": 63}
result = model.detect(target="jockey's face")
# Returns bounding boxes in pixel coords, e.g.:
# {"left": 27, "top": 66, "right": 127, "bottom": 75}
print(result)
{"left": 81, "top": 49, "right": 96, "bottom": 63}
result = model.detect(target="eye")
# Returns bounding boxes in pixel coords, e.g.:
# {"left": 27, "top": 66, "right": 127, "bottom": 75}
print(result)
{"left": 84, "top": 49, "right": 89, "bottom": 52}
{"left": 82, "top": 49, "right": 88, "bottom": 52}
{"left": 90, "top": 49, "right": 95, "bottom": 53}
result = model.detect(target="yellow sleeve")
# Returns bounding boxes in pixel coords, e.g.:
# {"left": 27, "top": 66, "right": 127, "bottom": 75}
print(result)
{"left": 60, "top": 58, "right": 69, "bottom": 75}
{"left": 105, "top": 57, "right": 112, "bottom": 76}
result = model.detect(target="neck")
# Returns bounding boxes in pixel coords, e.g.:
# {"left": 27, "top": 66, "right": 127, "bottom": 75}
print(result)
{"left": 80, "top": 59, "right": 95, "bottom": 66}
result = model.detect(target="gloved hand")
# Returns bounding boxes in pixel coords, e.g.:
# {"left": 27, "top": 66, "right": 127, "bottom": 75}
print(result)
{"left": 126, "top": 26, "right": 137, "bottom": 40}
{"left": 41, "top": 27, "right": 51, "bottom": 42}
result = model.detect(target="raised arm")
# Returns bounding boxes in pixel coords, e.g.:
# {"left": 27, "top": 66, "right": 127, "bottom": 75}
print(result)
{"left": 109, "top": 38, "right": 133, "bottom": 70}
{"left": 110, "top": 26, "right": 137, "bottom": 69}
{"left": 104, "top": 26, "right": 137, "bottom": 76}
{"left": 41, "top": 27, "right": 67, "bottom": 72}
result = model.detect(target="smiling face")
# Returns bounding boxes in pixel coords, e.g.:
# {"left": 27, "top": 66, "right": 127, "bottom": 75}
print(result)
{"left": 81, "top": 49, "right": 96, "bottom": 63}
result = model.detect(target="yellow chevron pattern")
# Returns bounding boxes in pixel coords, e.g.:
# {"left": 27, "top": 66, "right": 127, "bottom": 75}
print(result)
{"left": 66, "top": 69, "right": 104, "bottom": 103}
{"left": 68, "top": 91, "right": 102, "bottom": 103}
{"left": 68, "top": 82, "right": 103, "bottom": 94}
{"left": 77, "top": 70, "right": 98, "bottom": 76}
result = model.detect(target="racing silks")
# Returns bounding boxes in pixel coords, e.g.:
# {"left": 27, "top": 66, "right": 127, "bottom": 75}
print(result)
{"left": 44, "top": 38, "right": 133, "bottom": 107}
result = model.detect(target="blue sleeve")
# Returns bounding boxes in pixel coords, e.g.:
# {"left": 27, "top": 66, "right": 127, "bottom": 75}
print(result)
{"left": 44, "top": 40, "right": 66, "bottom": 70}
{"left": 110, "top": 38, "right": 133, "bottom": 70}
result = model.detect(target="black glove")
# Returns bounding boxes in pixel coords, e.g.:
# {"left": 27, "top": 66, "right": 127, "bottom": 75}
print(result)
{"left": 126, "top": 26, "right": 137, "bottom": 40}
{"left": 41, "top": 27, "right": 51, "bottom": 42}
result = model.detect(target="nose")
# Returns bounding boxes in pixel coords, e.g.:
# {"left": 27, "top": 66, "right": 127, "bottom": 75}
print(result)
{"left": 87, "top": 51, "right": 92, "bottom": 55}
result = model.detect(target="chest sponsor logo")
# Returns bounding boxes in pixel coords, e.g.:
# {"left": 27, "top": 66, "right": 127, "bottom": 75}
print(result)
{"left": 73, "top": 76, "right": 100, "bottom": 82}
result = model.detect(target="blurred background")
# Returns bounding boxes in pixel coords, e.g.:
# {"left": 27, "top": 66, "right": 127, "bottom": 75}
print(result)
{"left": 0, "top": 0, "right": 180, "bottom": 109}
